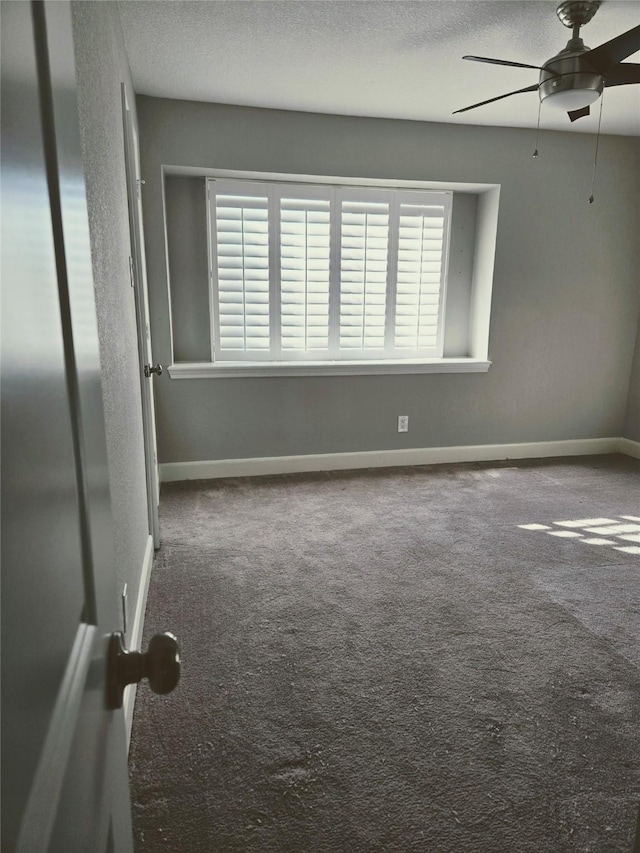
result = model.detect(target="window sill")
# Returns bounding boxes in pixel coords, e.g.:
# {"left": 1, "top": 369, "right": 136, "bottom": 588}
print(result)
{"left": 167, "top": 358, "right": 491, "bottom": 379}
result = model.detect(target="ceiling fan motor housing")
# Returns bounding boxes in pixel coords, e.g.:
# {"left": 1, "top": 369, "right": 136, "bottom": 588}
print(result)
{"left": 539, "top": 42, "right": 603, "bottom": 109}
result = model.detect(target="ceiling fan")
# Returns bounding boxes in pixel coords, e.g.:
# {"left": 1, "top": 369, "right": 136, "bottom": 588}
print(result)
{"left": 454, "top": 0, "right": 640, "bottom": 122}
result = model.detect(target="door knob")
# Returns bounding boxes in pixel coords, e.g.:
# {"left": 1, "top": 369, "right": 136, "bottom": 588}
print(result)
{"left": 144, "top": 363, "right": 162, "bottom": 378}
{"left": 106, "top": 631, "right": 180, "bottom": 710}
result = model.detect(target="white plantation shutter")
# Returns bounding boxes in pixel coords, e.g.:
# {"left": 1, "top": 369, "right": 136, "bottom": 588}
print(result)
{"left": 339, "top": 196, "right": 389, "bottom": 353}
{"left": 280, "top": 195, "right": 331, "bottom": 355}
{"left": 207, "top": 180, "right": 451, "bottom": 364}
{"left": 394, "top": 198, "right": 450, "bottom": 355}
{"left": 212, "top": 189, "right": 270, "bottom": 357}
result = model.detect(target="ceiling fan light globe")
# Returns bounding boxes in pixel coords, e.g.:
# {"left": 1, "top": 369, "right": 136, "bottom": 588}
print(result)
{"left": 543, "top": 87, "right": 601, "bottom": 110}
{"left": 539, "top": 50, "right": 603, "bottom": 110}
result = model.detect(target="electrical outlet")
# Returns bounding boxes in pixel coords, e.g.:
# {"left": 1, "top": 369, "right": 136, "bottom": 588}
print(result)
{"left": 398, "top": 415, "right": 409, "bottom": 433}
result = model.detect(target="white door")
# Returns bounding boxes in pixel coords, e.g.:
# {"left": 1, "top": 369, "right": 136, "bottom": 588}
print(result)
{"left": 122, "top": 89, "right": 161, "bottom": 547}
{"left": 1, "top": 3, "right": 170, "bottom": 850}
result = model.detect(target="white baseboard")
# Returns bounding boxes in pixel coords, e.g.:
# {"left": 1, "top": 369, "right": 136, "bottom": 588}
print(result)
{"left": 124, "top": 534, "right": 154, "bottom": 750}
{"left": 619, "top": 437, "right": 640, "bottom": 459}
{"left": 160, "top": 437, "right": 632, "bottom": 483}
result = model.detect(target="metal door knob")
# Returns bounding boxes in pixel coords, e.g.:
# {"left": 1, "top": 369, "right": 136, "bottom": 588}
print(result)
{"left": 144, "top": 363, "right": 163, "bottom": 378}
{"left": 106, "top": 631, "right": 180, "bottom": 710}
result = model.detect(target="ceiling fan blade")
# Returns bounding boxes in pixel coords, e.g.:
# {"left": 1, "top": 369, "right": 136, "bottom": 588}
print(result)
{"left": 568, "top": 105, "right": 590, "bottom": 122}
{"left": 604, "top": 62, "right": 640, "bottom": 87}
{"left": 453, "top": 84, "right": 539, "bottom": 115}
{"left": 463, "top": 55, "right": 547, "bottom": 72}
{"left": 585, "top": 25, "right": 640, "bottom": 73}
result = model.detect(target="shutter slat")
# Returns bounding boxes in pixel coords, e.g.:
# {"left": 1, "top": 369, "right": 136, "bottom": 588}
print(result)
{"left": 215, "top": 192, "right": 271, "bottom": 354}
{"left": 279, "top": 196, "right": 331, "bottom": 354}
{"left": 339, "top": 196, "right": 390, "bottom": 352}
{"left": 394, "top": 201, "right": 446, "bottom": 352}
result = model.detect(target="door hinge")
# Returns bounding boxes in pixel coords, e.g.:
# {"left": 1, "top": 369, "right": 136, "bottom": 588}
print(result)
{"left": 128, "top": 256, "right": 135, "bottom": 288}
{"left": 122, "top": 584, "right": 128, "bottom": 636}
{"left": 136, "top": 178, "right": 145, "bottom": 199}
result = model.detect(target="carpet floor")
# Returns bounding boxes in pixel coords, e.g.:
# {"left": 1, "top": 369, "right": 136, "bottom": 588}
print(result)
{"left": 129, "top": 454, "right": 640, "bottom": 852}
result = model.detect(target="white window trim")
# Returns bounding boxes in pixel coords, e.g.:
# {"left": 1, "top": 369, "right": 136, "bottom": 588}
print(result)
{"left": 164, "top": 167, "right": 500, "bottom": 377}
{"left": 167, "top": 358, "right": 491, "bottom": 379}
{"left": 206, "top": 177, "right": 454, "bottom": 364}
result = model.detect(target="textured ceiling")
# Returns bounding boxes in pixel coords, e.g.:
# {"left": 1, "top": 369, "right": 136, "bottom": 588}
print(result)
{"left": 119, "top": 0, "right": 640, "bottom": 135}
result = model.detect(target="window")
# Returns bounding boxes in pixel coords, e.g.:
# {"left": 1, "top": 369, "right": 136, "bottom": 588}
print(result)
{"left": 207, "top": 179, "right": 452, "bottom": 364}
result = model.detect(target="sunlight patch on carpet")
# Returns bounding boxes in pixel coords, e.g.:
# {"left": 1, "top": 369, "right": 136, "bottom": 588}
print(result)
{"left": 518, "top": 515, "right": 640, "bottom": 558}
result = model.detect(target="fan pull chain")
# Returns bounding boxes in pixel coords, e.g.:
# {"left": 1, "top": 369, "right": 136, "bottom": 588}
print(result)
{"left": 588, "top": 89, "right": 605, "bottom": 204}
{"left": 532, "top": 98, "right": 542, "bottom": 158}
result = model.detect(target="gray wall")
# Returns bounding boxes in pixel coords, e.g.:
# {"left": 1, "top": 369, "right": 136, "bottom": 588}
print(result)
{"left": 137, "top": 97, "right": 640, "bottom": 464}
{"left": 72, "top": 2, "right": 150, "bottom": 629}
{"left": 624, "top": 317, "right": 640, "bottom": 442}
{"left": 165, "top": 176, "right": 210, "bottom": 362}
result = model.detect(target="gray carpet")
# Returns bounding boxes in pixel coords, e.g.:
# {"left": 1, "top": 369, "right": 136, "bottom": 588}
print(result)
{"left": 129, "top": 454, "right": 640, "bottom": 852}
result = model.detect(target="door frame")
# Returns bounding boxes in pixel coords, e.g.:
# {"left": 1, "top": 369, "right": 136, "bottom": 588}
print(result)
{"left": 121, "top": 84, "right": 160, "bottom": 548}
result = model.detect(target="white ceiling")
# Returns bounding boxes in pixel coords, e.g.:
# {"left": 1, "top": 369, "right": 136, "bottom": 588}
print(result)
{"left": 119, "top": 0, "right": 640, "bottom": 135}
